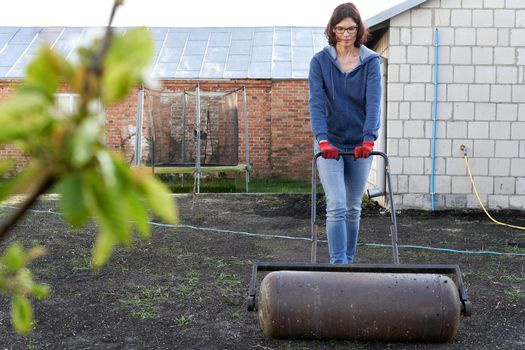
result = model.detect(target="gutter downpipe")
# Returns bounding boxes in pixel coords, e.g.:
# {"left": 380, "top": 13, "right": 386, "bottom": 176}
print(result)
{"left": 431, "top": 28, "right": 439, "bottom": 211}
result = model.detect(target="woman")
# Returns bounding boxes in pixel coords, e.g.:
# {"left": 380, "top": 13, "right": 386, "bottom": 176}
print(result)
{"left": 309, "top": 2, "right": 381, "bottom": 264}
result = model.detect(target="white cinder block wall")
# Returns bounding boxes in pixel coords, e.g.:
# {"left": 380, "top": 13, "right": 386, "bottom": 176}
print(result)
{"left": 386, "top": 0, "right": 525, "bottom": 210}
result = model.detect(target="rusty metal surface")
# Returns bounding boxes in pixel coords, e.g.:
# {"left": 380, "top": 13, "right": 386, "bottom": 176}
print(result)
{"left": 258, "top": 271, "right": 461, "bottom": 342}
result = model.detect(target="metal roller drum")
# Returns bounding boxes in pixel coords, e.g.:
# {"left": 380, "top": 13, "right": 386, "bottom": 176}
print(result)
{"left": 258, "top": 270, "right": 461, "bottom": 342}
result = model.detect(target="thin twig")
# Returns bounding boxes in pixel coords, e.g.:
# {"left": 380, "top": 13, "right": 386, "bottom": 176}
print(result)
{"left": 0, "top": 177, "right": 55, "bottom": 243}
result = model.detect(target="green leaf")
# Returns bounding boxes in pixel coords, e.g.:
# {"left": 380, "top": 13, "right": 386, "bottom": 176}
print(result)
{"left": 11, "top": 294, "right": 33, "bottom": 335}
{"left": 56, "top": 174, "right": 90, "bottom": 227}
{"left": 0, "top": 164, "right": 48, "bottom": 203}
{"left": 2, "top": 244, "right": 25, "bottom": 271}
{"left": 102, "top": 28, "right": 153, "bottom": 103}
{"left": 24, "top": 46, "right": 70, "bottom": 100}
{"left": 91, "top": 228, "right": 117, "bottom": 269}
{"left": 68, "top": 118, "right": 102, "bottom": 168}
{"left": 137, "top": 174, "right": 178, "bottom": 225}
{"left": 30, "top": 284, "right": 50, "bottom": 299}
{"left": 127, "top": 188, "right": 151, "bottom": 240}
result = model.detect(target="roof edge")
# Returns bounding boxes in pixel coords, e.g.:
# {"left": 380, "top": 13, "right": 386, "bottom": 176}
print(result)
{"left": 365, "top": 0, "right": 428, "bottom": 29}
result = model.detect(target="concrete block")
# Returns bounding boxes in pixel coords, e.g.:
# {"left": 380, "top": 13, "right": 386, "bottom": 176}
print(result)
{"left": 399, "top": 102, "right": 410, "bottom": 120}
{"left": 494, "top": 47, "right": 515, "bottom": 64}
{"left": 411, "top": 28, "right": 433, "bottom": 45}
{"left": 488, "top": 195, "right": 509, "bottom": 209}
{"left": 451, "top": 9, "right": 472, "bottom": 27}
{"left": 472, "top": 47, "right": 493, "bottom": 65}
{"left": 425, "top": 120, "right": 447, "bottom": 139}
{"left": 388, "top": 64, "right": 399, "bottom": 82}
{"left": 388, "top": 83, "right": 404, "bottom": 101}
{"left": 453, "top": 66, "right": 474, "bottom": 83}
{"left": 390, "top": 157, "right": 403, "bottom": 175}
{"left": 411, "top": 65, "right": 432, "bottom": 83}
{"left": 463, "top": 0, "right": 483, "bottom": 8}
{"left": 411, "top": 9, "right": 433, "bottom": 27}
{"left": 476, "top": 28, "right": 498, "bottom": 46}
{"left": 489, "top": 122, "right": 511, "bottom": 139}
{"left": 435, "top": 9, "right": 451, "bottom": 26}
{"left": 511, "top": 158, "right": 525, "bottom": 176}
{"left": 469, "top": 176, "right": 493, "bottom": 194}
{"left": 390, "top": 28, "right": 400, "bottom": 45}
{"left": 441, "top": 0, "right": 461, "bottom": 8}
{"left": 494, "top": 177, "right": 515, "bottom": 194}
{"left": 387, "top": 139, "right": 399, "bottom": 156}
{"left": 453, "top": 140, "right": 473, "bottom": 157}
{"left": 496, "top": 67, "right": 518, "bottom": 84}
{"left": 447, "top": 121, "right": 468, "bottom": 138}
{"left": 421, "top": 0, "right": 440, "bottom": 8}
{"left": 496, "top": 104, "right": 518, "bottom": 121}
{"left": 436, "top": 139, "right": 452, "bottom": 156}
{"left": 511, "top": 122, "right": 525, "bottom": 139}
{"left": 450, "top": 47, "right": 471, "bottom": 64}
{"left": 467, "top": 194, "right": 486, "bottom": 209}
{"left": 398, "top": 175, "right": 409, "bottom": 192}
{"left": 409, "top": 175, "right": 429, "bottom": 193}
{"left": 399, "top": 64, "right": 410, "bottom": 82}
{"left": 388, "top": 101, "right": 399, "bottom": 119}
{"left": 483, "top": 0, "right": 504, "bottom": 8}
{"left": 404, "top": 157, "right": 425, "bottom": 174}
{"left": 516, "top": 178, "right": 525, "bottom": 195}
{"left": 402, "top": 193, "right": 427, "bottom": 208}
{"left": 446, "top": 157, "right": 468, "bottom": 175}
{"left": 521, "top": 140, "right": 525, "bottom": 157}
{"left": 495, "top": 140, "right": 520, "bottom": 157}
{"left": 474, "top": 139, "right": 495, "bottom": 157}
{"left": 475, "top": 66, "right": 496, "bottom": 84}
{"left": 512, "top": 85, "right": 525, "bottom": 103}
{"left": 436, "top": 65, "right": 453, "bottom": 83}
{"left": 399, "top": 139, "right": 409, "bottom": 156}
{"left": 411, "top": 101, "right": 432, "bottom": 119}
{"left": 472, "top": 9, "right": 494, "bottom": 27}
{"left": 494, "top": 10, "right": 515, "bottom": 28}
{"left": 475, "top": 103, "right": 496, "bottom": 120}
{"left": 436, "top": 102, "right": 453, "bottom": 120}
{"left": 519, "top": 104, "right": 525, "bottom": 121}
{"left": 455, "top": 28, "right": 476, "bottom": 46}
{"left": 467, "top": 157, "right": 489, "bottom": 176}
{"left": 452, "top": 176, "right": 472, "bottom": 193}
{"left": 469, "top": 85, "right": 490, "bottom": 102}
{"left": 510, "top": 29, "right": 525, "bottom": 46}
{"left": 489, "top": 158, "right": 510, "bottom": 176}
{"left": 517, "top": 10, "right": 525, "bottom": 28}
{"left": 490, "top": 85, "right": 512, "bottom": 103}
{"left": 387, "top": 120, "right": 403, "bottom": 138}
{"left": 404, "top": 120, "right": 426, "bottom": 137}
{"left": 388, "top": 46, "right": 406, "bottom": 64}
{"left": 509, "top": 196, "right": 525, "bottom": 210}
{"left": 407, "top": 46, "right": 428, "bottom": 64}
{"left": 434, "top": 175, "right": 451, "bottom": 193}
{"left": 498, "top": 28, "right": 510, "bottom": 46}
{"left": 468, "top": 121, "right": 489, "bottom": 139}
{"left": 436, "top": 28, "right": 454, "bottom": 46}
{"left": 445, "top": 194, "right": 468, "bottom": 208}
{"left": 426, "top": 83, "right": 448, "bottom": 103}
{"left": 400, "top": 28, "right": 411, "bottom": 45}
{"left": 410, "top": 139, "right": 430, "bottom": 157}
{"left": 405, "top": 83, "right": 426, "bottom": 101}
{"left": 447, "top": 84, "right": 469, "bottom": 102}
{"left": 453, "top": 102, "right": 475, "bottom": 120}
{"left": 390, "top": 11, "right": 411, "bottom": 27}
{"left": 425, "top": 157, "right": 447, "bottom": 175}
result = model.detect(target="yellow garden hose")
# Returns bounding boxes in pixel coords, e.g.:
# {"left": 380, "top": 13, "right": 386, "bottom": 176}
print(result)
{"left": 461, "top": 145, "right": 525, "bottom": 230}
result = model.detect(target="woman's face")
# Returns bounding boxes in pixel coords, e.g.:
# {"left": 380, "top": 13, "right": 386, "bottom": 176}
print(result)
{"left": 333, "top": 17, "right": 358, "bottom": 48}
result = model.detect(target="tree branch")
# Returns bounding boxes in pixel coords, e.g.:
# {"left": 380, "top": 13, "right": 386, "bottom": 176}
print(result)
{"left": 0, "top": 177, "right": 55, "bottom": 243}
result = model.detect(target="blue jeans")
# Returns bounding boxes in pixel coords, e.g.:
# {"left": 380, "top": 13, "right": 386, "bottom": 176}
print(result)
{"left": 315, "top": 144, "right": 373, "bottom": 264}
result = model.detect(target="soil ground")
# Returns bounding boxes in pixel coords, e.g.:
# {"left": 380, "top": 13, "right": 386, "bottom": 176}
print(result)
{"left": 0, "top": 193, "right": 524, "bottom": 349}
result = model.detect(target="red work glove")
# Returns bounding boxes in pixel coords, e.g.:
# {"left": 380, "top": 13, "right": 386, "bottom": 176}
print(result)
{"left": 354, "top": 141, "right": 374, "bottom": 158}
{"left": 318, "top": 140, "right": 339, "bottom": 159}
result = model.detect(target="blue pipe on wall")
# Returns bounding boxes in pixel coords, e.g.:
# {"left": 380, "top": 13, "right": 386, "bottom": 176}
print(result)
{"left": 431, "top": 28, "right": 439, "bottom": 211}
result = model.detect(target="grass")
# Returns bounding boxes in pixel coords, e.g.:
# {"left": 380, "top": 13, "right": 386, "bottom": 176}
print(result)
{"left": 119, "top": 285, "right": 169, "bottom": 320}
{"left": 158, "top": 174, "right": 322, "bottom": 193}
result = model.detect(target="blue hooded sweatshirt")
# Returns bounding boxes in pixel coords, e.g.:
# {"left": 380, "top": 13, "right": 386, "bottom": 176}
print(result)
{"left": 309, "top": 45, "right": 381, "bottom": 149}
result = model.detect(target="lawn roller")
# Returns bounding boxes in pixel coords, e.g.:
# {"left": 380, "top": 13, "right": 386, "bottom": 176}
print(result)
{"left": 247, "top": 151, "right": 472, "bottom": 342}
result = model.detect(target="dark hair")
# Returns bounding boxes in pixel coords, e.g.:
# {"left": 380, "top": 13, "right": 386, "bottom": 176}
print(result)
{"left": 324, "top": 3, "right": 369, "bottom": 48}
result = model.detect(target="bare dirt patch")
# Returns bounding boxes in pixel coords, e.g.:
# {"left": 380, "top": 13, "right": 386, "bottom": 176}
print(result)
{"left": 0, "top": 193, "right": 524, "bottom": 349}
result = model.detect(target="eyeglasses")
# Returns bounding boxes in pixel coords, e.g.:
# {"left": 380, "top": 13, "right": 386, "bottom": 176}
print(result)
{"left": 334, "top": 26, "right": 358, "bottom": 35}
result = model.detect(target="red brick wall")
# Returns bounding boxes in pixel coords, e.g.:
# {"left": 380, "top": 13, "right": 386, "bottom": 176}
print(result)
{"left": 0, "top": 79, "right": 313, "bottom": 180}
